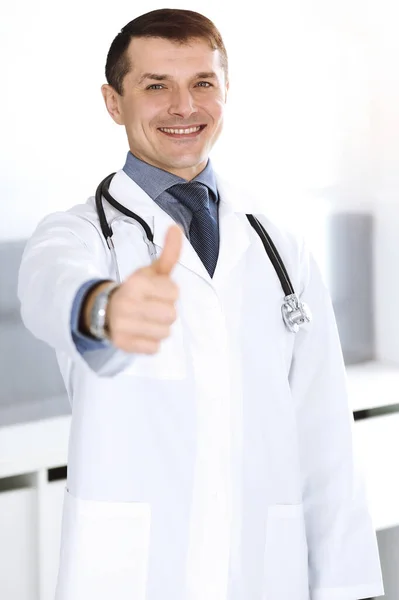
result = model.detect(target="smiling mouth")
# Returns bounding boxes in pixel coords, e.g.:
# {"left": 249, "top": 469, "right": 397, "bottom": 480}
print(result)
{"left": 158, "top": 125, "right": 206, "bottom": 138}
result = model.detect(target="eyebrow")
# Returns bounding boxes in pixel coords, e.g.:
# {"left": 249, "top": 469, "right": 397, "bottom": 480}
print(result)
{"left": 138, "top": 71, "right": 218, "bottom": 85}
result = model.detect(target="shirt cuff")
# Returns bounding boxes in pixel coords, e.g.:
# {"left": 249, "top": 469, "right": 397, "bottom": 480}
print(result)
{"left": 71, "top": 279, "right": 109, "bottom": 355}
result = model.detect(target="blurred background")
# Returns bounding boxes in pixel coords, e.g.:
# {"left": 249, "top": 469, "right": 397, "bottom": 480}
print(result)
{"left": 1, "top": 0, "right": 399, "bottom": 598}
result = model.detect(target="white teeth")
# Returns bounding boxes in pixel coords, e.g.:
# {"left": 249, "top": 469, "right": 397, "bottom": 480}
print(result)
{"left": 160, "top": 126, "right": 201, "bottom": 135}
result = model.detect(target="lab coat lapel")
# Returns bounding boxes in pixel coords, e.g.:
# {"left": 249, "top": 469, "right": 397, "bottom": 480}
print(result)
{"left": 212, "top": 176, "right": 252, "bottom": 288}
{"left": 152, "top": 209, "right": 211, "bottom": 281}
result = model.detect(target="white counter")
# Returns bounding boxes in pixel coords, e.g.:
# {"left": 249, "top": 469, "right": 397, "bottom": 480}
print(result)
{"left": 346, "top": 361, "right": 399, "bottom": 412}
{"left": 0, "top": 394, "right": 71, "bottom": 479}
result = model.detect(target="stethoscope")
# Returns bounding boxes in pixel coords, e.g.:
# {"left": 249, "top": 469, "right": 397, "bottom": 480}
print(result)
{"left": 95, "top": 173, "right": 312, "bottom": 333}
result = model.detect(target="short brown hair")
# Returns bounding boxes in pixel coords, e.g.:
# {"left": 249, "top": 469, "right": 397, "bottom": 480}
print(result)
{"left": 105, "top": 8, "right": 228, "bottom": 95}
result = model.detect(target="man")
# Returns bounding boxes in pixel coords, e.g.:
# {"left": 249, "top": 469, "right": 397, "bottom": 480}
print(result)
{"left": 18, "top": 8, "right": 384, "bottom": 600}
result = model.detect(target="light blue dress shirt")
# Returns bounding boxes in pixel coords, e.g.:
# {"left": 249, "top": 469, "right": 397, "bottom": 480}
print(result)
{"left": 71, "top": 152, "right": 219, "bottom": 354}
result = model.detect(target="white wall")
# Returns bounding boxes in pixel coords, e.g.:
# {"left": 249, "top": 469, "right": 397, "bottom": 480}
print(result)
{"left": 1, "top": 0, "right": 374, "bottom": 251}
{"left": 364, "top": 1, "right": 399, "bottom": 365}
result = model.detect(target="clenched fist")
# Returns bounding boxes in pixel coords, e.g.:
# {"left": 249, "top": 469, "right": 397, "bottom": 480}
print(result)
{"left": 82, "top": 225, "right": 183, "bottom": 354}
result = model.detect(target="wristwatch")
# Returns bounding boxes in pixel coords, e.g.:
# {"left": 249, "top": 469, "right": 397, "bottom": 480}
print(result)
{"left": 88, "top": 281, "right": 119, "bottom": 341}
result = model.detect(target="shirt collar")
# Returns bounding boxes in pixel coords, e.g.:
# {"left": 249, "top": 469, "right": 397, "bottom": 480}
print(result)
{"left": 122, "top": 151, "right": 219, "bottom": 203}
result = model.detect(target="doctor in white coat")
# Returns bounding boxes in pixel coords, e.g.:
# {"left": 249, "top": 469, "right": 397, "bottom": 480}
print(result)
{"left": 18, "top": 8, "right": 384, "bottom": 600}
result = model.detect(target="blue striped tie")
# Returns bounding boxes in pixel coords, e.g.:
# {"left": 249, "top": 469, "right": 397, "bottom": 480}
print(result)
{"left": 168, "top": 182, "right": 219, "bottom": 277}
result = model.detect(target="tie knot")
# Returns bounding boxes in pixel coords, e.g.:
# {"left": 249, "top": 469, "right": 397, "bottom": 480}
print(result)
{"left": 168, "top": 181, "right": 210, "bottom": 213}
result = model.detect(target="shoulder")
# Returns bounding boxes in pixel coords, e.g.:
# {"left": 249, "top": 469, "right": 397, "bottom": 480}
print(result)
{"left": 27, "top": 195, "right": 106, "bottom": 253}
{"left": 65, "top": 197, "right": 102, "bottom": 230}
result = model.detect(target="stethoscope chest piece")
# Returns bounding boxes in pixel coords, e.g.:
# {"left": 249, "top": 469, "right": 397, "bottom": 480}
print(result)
{"left": 282, "top": 294, "right": 312, "bottom": 333}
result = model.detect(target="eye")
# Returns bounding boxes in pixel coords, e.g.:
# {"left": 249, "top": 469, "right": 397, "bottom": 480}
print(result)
{"left": 147, "top": 84, "right": 165, "bottom": 90}
{"left": 196, "top": 81, "right": 213, "bottom": 88}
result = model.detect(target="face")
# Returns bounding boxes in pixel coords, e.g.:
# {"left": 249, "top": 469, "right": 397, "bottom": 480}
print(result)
{"left": 102, "top": 36, "right": 228, "bottom": 180}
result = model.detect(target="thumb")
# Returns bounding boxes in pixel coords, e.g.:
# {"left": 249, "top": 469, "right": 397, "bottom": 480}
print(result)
{"left": 152, "top": 224, "right": 183, "bottom": 276}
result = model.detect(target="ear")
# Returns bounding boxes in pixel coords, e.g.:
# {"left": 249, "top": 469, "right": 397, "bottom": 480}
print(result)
{"left": 224, "top": 80, "right": 229, "bottom": 103}
{"left": 101, "top": 84, "right": 124, "bottom": 125}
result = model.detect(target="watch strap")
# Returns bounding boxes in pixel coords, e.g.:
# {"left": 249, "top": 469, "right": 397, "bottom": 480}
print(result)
{"left": 88, "top": 281, "right": 119, "bottom": 341}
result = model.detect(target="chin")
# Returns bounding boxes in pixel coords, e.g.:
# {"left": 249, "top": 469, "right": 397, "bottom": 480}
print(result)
{"left": 168, "top": 153, "right": 207, "bottom": 169}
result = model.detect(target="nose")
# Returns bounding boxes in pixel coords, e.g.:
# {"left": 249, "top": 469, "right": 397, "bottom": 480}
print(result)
{"left": 167, "top": 88, "right": 198, "bottom": 120}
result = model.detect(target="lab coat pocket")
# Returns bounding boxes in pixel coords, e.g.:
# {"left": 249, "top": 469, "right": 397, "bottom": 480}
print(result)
{"left": 263, "top": 503, "right": 309, "bottom": 600}
{"left": 123, "top": 316, "right": 187, "bottom": 380}
{"left": 55, "top": 488, "right": 151, "bottom": 600}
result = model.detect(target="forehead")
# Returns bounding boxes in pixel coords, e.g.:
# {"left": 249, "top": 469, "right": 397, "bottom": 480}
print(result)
{"left": 126, "top": 36, "right": 224, "bottom": 78}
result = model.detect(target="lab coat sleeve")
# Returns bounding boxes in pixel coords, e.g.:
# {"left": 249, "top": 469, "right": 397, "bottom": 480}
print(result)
{"left": 18, "top": 210, "right": 135, "bottom": 379}
{"left": 289, "top": 243, "right": 384, "bottom": 600}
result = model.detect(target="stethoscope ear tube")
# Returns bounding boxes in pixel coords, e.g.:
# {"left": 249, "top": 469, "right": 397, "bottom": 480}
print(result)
{"left": 97, "top": 174, "right": 154, "bottom": 243}
{"left": 246, "top": 215, "right": 312, "bottom": 333}
{"left": 246, "top": 214, "right": 294, "bottom": 297}
{"left": 95, "top": 174, "right": 116, "bottom": 239}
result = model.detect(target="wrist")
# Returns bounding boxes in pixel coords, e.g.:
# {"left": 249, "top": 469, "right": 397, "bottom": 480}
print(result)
{"left": 79, "top": 280, "right": 118, "bottom": 339}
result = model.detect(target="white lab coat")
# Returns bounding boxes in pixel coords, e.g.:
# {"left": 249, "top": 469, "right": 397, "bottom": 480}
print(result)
{"left": 18, "top": 169, "right": 384, "bottom": 600}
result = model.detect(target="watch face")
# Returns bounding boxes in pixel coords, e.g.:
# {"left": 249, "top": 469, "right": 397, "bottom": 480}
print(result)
{"left": 90, "top": 293, "right": 109, "bottom": 340}
{"left": 89, "top": 283, "right": 118, "bottom": 341}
